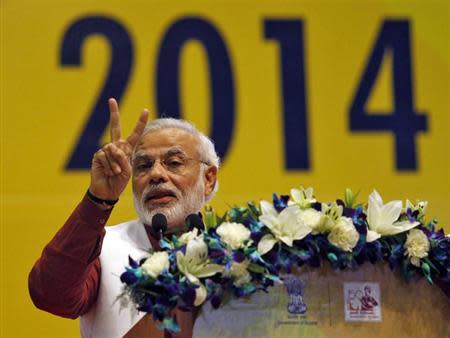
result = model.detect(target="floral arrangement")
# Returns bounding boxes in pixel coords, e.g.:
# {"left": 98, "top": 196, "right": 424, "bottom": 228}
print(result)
{"left": 119, "top": 187, "right": 450, "bottom": 333}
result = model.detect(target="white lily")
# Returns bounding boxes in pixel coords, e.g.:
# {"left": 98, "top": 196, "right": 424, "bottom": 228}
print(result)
{"left": 312, "top": 202, "right": 343, "bottom": 234}
{"left": 298, "top": 208, "right": 326, "bottom": 234}
{"left": 178, "top": 228, "right": 200, "bottom": 245}
{"left": 366, "top": 190, "right": 419, "bottom": 242}
{"left": 176, "top": 236, "right": 223, "bottom": 305}
{"left": 194, "top": 284, "right": 208, "bottom": 306}
{"left": 258, "top": 201, "right": 312, "bottom": 255}
{"left": 322, "top": 202, "right": 343, "bottom": 223}
{"left": 288, "top": 187, "right": 316, "bottom": 209}
{"left": 405, "top": 199, "right": 428, "bottom": 216}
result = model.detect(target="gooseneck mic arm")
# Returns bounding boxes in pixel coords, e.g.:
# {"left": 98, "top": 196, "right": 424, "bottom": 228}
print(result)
{"left": 151, "top": 213, "right": 167, "bottom": 240}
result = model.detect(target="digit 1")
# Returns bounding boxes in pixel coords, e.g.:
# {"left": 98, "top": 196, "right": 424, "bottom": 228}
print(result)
{"left": 349, "top": 20, "right": 427, "bottom": 170}
{"left": 61, "top": 16, "right": 133, "bottom": 169}
{"left": 264, "top": 19, "right": 310, "bottom": 170}
{"left": 156, "top": 17, "right": 235, "bottom": 161}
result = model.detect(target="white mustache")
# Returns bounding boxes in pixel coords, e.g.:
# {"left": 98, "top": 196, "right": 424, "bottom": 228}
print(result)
{"left": 141, "top": 184, "right": 179, "bottom": 202}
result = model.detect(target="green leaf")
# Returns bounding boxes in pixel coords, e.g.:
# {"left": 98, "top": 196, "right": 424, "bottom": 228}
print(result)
{"left": 159, "top": 239, "right": 173, "bottom": 250}
{"left": 160, "top": 317, "right": 181, "bottom": 333}
{"left": 423, "top": 257, "right": 440, "bottom": 273}
{"left": 247, "top": 201, "right": 261, "bottom": 218}
{"left": 345, "top": 189, "right": 361, "bottom": 208}
{"left": 286, "top": 247, "right": 310, "bottom": 260}
{"left": 228, "top": 207, "right": 245, "bottom": 221}
{"left": 204, "top": 209, "right": 218, "bottom": 230}
{"left": 218, "top": 212, "right": 227, "bottom": 224}
{"left": 248, "top": 263, "right": 265, "bottom": 274}
{"left": 422, "top": 262, "right": 434, "bottom": 285}
{"left": 421, "top": 262, "right": 431, "bottom": 276}
{"left": 327, "top": 252, "right": 338, "bottom": 262}
{"left": 344, "top": 188, "right": 354, "bottom": 208}
{"left": 266, "top": 274, "right": 281, "bottom": 282}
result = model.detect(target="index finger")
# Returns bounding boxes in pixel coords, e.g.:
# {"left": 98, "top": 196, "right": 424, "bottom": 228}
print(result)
{"left": 108, "top": 98, "right": 121, "bottom": 142}
{"left": 126, "top": 109, "right": 149, "bottom": 147}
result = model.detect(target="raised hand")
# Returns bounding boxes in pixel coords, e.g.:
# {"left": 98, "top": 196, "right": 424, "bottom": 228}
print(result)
{"left": 89, "top": 98, "right": 149, "bottom": 203}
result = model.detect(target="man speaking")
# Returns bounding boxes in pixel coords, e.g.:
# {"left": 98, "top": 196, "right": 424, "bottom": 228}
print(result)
{"left": 29, "top": 98, "right": 219, "bottom": 338}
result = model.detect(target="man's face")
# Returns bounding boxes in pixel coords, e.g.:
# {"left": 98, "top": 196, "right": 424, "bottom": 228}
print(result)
{"left": 131, "top": 127, "right": 216, "bottom": 231}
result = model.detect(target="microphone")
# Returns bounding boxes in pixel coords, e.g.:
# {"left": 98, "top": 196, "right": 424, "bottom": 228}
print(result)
{"left": 185, "top": 213, "right": 204, "bottom": 231}
{"left": 151, "top": 213, "right": 167, "bottom": 239}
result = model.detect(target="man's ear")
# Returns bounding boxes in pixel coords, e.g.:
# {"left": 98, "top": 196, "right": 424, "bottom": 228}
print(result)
{"left": 203, "top": 166, "right": 218, "bottom": 196}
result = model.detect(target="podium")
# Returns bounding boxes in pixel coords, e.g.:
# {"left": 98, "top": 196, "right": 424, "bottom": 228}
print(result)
{"left": 192, "top": 263, "right": 450, "bottom": 338}
{"left": 123, "top": 308, "right": 196, "bottom": 338}
{"left": 123, "top": 263, "right": 449, "bottom": 337}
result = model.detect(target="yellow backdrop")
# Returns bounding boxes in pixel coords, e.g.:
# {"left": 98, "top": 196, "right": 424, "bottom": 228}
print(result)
{"left": 2, "top": 0, "right": 449, "bottom": 337}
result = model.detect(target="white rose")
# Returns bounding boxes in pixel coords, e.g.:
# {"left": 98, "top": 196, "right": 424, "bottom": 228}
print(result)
{"left": 178, "top": 228, "right": 200, "bottom": 245}
{"left": 229, "top": 260, "right": 251, "bottom": 286}
{"left": 327, "top": 217, "right": 359, "bottom": 252}
{"left": 216, "top": 222, "right": 251, "bottom": 250}
{"left": 404, "top": 229, "right": 430, "bottom": 267}
{"left": 298, "top": 208, "right": 326, "bottom": 234}
{"left": 141, "top": 251, "right": 170, "bottom": 278}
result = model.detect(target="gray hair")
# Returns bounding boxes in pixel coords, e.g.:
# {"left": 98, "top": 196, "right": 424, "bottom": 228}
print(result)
{"left": 139, "top": 118, "right": 220, "bottom": 201}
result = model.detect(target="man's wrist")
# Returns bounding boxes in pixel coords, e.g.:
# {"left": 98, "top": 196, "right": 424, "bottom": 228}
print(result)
{"left": 86, "top": 189, "right": 119, "bottom": 210}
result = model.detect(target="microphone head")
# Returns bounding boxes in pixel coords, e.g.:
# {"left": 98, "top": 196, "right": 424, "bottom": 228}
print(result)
{"left": 151, "top": 213, "right": 167, "bottom": 236}
{"left": 185, "top": 213, "right": 204, "bottom": 231}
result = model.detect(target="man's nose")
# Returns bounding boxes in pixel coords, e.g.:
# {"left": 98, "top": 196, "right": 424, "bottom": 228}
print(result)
{"left": 148, "top": 160, "right": 169, "bottom": 183}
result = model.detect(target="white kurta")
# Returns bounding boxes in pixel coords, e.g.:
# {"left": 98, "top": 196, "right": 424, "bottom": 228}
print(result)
{"left": 80, "top": 220, "right": 151, "bottom": 338}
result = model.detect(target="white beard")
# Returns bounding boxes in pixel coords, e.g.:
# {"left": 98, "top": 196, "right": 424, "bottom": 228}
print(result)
{"left": 133, "top": 174, "right": 205, "bottom": 232}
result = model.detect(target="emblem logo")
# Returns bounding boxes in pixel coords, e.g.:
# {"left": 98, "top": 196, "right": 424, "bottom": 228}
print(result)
{"left": 284, "top": 274, "right": 307, "bottom": 314}
{"left": 344, "top": 282, "right": 382, "bottom": 321}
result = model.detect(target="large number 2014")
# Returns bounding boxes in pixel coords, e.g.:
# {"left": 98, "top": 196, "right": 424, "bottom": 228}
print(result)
{"left": 61, "top": 16, "right": 427, "bottom": 171}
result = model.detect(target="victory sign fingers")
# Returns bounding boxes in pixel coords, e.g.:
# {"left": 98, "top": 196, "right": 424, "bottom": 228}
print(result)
{"left": 89, "top": 98, "right": 149, "bottom": 203}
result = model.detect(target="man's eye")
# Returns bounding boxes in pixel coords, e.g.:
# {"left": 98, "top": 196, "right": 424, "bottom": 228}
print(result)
{"left": 166, "top": 159, "right": 183, "bottom": 168}
{"left": 136, "top": 163, "right": 152, "bottom": 171}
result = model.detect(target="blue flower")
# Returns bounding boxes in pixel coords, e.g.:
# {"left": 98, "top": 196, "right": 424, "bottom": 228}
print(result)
{"left": 120, "top": 271, "right": 138, "bottom": 285}
{"left": 273, "top": 193, "right": 289, "bottom": 212}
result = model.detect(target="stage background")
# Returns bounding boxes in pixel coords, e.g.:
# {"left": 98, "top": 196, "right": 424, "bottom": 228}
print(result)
{"left": 1, "top": 0, "right": 449, "bottom": 337}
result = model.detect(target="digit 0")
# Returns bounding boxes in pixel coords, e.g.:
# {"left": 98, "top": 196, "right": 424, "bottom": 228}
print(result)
{"left": 156, "top": 17, "right": 235, "bottom": 161}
